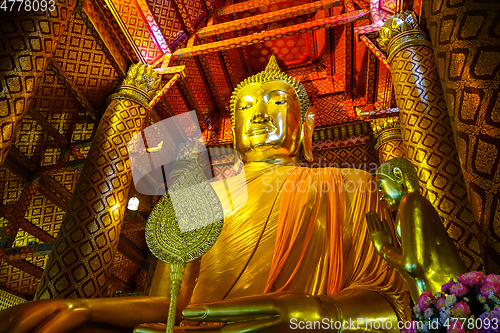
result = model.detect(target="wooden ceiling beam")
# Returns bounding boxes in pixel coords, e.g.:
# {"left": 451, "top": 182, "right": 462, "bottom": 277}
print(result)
{"left": 217, "top": 0, "right": 288, "bottom": 16}
{"left": 359, "top": 35, "right": 391, "bottom": 70}
{"left": 80, "top": 1, "right": 128, "bottom": 77}
{"left": 5, "top": 148, "right": 70, "bottom": 212}
{"left": 36, "top": 186, "right": 69, "bottom": 212}
{"left": 0, "top": 207, "right": 58, "bottom": 243}
{"left": 28, "top": 107, "right": 85, "bottom": 160}
{"left": 198, "top": 0, "right": 340, "bottom": 37}
{"left": 37, "top": 159, "right": 86, "bottom": 176}
{"left": 38, "top": 177, "right": 72, "bottom": 205}
{"left": 118, "top": 235, "right": 148, "bottom": 267}
{"left": 5, "top": 259, "right": 43, "bottom": 279}
{"left": 170, "top": 10, "right": 368, "bottom": 58}
{"left": 48, "top": 60, "right": 98, "bottom": 121}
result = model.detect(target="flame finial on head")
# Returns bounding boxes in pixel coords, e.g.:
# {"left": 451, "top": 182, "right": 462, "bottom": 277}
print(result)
{"left": 265, "top": 54, "right": 281, "bottom": 72}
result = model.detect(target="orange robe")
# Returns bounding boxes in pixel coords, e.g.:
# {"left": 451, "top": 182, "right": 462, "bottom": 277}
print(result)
{"left": 189, "top": 163, "right": 407, "bottom": 318}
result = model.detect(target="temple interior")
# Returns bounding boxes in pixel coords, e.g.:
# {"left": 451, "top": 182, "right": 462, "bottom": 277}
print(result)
{"left": 0, "top": 0, "right": 499, "bottom": 319}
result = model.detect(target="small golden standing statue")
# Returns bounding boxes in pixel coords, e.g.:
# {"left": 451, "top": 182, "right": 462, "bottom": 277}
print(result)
{"left": 366, "top": 157, "right": 468, "bottom": 301}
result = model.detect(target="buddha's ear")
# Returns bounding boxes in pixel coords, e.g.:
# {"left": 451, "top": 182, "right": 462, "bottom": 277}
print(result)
{"left": 301, "top": 107, "right": 316, "bottom": 162}
{"left": 232, "top": 127, "right": 236, "bottom": 149}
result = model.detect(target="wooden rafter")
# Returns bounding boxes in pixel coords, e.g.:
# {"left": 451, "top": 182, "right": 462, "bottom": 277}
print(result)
{"left": 168, "top": 10, "right": 368, "bottom": 58}
{"left": 5, "top": 147, "right": 71, "bottom": 212}
{"left": 198, "top": 0, "right": 341, "bottom": 37}
{"left": 48, "top": 60, "right": 98, "bottom": 120}
{"left": 118, "top": 236, "right": 148, "bottom": 267}
{"left": 360, "top": 35, "right": 391, "bottom": 70}
{"left": 80, "top": 4, "right": 128, "bottom": 78}
{"left": 28, "top": 107, "right": 85, "bottom": 160}
{"left": 5, "top": 259, "right": 43, "bottom": 279}
{"left": 218, "top": 0, "right": 289, "bottom": 16}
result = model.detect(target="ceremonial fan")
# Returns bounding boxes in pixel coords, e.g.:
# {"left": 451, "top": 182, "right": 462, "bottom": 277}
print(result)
{"left": 145, "top": 159, "right": 224, "bottom": 333}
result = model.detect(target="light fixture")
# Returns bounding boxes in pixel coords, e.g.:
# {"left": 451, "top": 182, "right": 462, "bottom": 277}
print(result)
{"left": 127, "top": 195, "right": 139, "bottom": 211}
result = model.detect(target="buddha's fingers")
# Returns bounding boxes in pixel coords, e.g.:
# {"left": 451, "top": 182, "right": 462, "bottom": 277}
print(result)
{"left": 33, "top": 307, "right": 90, "bottom": 333}
{"left": 183, "top": 297, "right": 279, "bottom": 322}
{"left": 381, "top": 219, "right": 390, "bottom": 232}
{"left": 0, "top": 301, "right": 85, "bottom": 333}
{"left": 365, "top": 211, "right": 379, "bottom": 232}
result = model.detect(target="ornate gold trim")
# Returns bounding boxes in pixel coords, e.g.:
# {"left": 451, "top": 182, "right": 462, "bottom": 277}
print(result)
{"left": 109, "top": 85, "right": 153, "bottom": 109}
{"left": 387, "top": 30, "right": 432, "bottom": 64}
{"left": 371, "top": 117, "right": 403, "bottom": 150}
{"left": 373, "top": 128, "right": 403, "bottom": 151}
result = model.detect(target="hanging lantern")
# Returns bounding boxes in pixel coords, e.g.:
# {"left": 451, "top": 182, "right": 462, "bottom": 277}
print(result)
{"left": 127, "top": 196, "right": 139, "bottom": 211}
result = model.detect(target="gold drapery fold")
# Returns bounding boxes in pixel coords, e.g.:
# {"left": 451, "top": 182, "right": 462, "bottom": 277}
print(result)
{"left": 264, "top": 168, "right": 345, "bottom": 295}
{"left": 190, "top": 164, "right": 406, "bottom": 318}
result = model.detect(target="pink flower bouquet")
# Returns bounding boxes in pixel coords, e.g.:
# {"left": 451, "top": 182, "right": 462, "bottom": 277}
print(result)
{"left": 403, "top": 272, "right": 500, "bottom": 333}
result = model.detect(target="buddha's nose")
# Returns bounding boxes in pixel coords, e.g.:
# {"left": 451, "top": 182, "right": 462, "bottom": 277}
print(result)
{"left": 251, "top": 102, "right": 270, "bottom": 123}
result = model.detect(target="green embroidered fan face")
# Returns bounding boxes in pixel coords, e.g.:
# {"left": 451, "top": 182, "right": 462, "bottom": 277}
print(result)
{"left": 145, "top": 161, "right": 224, "bottom": 264}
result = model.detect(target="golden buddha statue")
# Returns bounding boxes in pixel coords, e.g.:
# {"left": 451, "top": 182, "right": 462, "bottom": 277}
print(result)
{"left": 0, "top": 57, "right": 407, "bottom": 333}
{"left": 366, "top": 157, "right": 468, "bottom": 301}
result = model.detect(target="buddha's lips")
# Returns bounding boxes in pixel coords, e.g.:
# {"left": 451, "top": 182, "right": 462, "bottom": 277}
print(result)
{"left": 246, "top": 126, "right": 275, "bottom": 136}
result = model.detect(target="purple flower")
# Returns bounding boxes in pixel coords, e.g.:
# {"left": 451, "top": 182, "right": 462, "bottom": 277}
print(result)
{"left": 478, "top": 308, "right": 500, "bottom": 333}
{"left": 460, "top": 271, "right": 485, "bottom": 287}
{"left": 418, "top": 291, "right": 434, "bottom": 311}
{"left": 436, "top": 296, "right": 447, "bottom": 310}
{"left": 484, "top": 274, "right": 500, "bottom": 285}
{"left": 442, "top": 278, "right": 455, "bottom": 293}
{"left": 480, "top": 281, "right": 500, "bottom": 299}
{"left": 451, "top": 301, "right": 471, "bottom": 317}
{"left": 450, "top": 282, "right": 469, "bottom": 297}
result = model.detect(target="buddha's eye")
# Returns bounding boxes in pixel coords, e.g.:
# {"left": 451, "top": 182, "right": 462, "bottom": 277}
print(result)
{"left": 240, "top": 104, "right": 253, "bottom": 110}
{"left": 275, "top": 100, "right": 286, "bottom": 105}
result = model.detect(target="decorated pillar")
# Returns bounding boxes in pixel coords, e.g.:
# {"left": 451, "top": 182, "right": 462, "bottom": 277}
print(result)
{"left": 370, "top": 116, "right": 406, "bottom": 163}
{"left": 0, "top": 0, "right": 84, "bottom": 163}
{"left": 422, "top": 0, "right": 500, "bottom": 273}
{"left": 377, "top": 12, "right": 483, "bottom": 271}
{"left": 35, "top": 64, "right": 160, "bottom": 299}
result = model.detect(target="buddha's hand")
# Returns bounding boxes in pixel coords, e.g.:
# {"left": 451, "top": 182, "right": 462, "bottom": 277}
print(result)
{"left": 365, "top": 211, "right": 397, "bottom": 259}
{"left": 182, "top": 292, "right": 336, "bottom": 333}
{"left": 0, "top": 299, "right": 90, "bottom": 333}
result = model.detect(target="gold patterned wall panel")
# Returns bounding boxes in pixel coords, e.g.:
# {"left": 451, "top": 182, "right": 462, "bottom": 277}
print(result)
{"left": 147, "top": 0, "right": 185, "bottom": 45}
{"left": 422, "top": 0, "right": 500, "bottom": 274}
{"left": 0, "top": 0, "right": 78, "bottom": 163}
{"left": 307, "top": 144, "right": 380, "bottom": 175}
{"left": 35, "top": 95, "right": 150, "bottom": 299}
{"left": 390, "top": 43, "right": 482, "bottom": 270}
{"left": 52, "top": 15, "right": 121, "bottom": 108}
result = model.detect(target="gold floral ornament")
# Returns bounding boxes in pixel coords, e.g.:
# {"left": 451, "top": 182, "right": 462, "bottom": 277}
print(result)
{"left": 109, "top": 63, "right": 161, "bottom": 108}
{"left": 145, "top": 140, "right": 223, "bottom": 333}
{"left": 377, "top": 11, "right": 431, "bottom": 64}
{"left": 377, "top": 11, "right": 419, "bottom": 52}
{"left": 370, "top": 116, "right": 402, "bottom": 151}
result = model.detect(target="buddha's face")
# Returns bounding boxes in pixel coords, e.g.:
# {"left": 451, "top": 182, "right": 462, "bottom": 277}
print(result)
{"left": 376, "top": 173, "right": 405, "bottom": 210}
{"left": 233, "top": 81, "right": 302, "bottom": 163}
